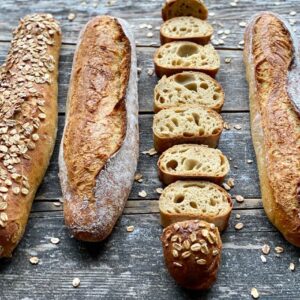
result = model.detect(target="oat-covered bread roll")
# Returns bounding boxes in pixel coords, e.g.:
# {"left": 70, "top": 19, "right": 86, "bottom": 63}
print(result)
{"left": 0, "top": 14, "right": 61, "bottom": 258}
{"left": 161, "top": 219, "right": 222, "bottom": 290}
{"left": 159, "top": 181, "right": 232, "bottom": 231}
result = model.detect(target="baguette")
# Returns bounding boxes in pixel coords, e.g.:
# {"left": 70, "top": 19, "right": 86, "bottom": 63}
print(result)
{"left": 160, "top": 17, "right": 213, "bottom": 45}
{"left": 59, "top": 16, "right": 139, "bottom": 242}
{"left": 153, "top": 106, "right": 223, "bottom": 152}
{"left": 158, "top": 144, "right": 230, "bottom": 185}
{"left": 244, "top": 12, "right": 300, "bottom": 247}
{"left": 154, "top": 72, "right": 224, "bottom": 113}
{"left": 0, "top": 14, "right": 61, "bottom": 258}
{"left": 159, "top": 180, "right": 232, "bottom": 231}
{"left": 154, "top": 42, "right": 220, "bottom": 78}
{"left": 162, "top": 0, "right": 208, "bottom": 21}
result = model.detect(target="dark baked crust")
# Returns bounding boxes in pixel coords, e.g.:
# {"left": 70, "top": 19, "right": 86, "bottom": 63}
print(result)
{"left": 161, "top": 220, "right": 222, "bottom": 290}
{"left": 0, "top": 14, "right": 61, "bottom": 257}
{"left": 244, "top": 12, "right": 300, "bottom": 246}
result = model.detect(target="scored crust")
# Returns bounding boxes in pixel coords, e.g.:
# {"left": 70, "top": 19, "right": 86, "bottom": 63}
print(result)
{"left": 244, "top": 12, "right": 300, "bottom": 246}
{"left": 159, "top": 180, "right": 233, "bottom": 231}
{"left": 154, "top": 72, "right": 224, "bottom": 113}
{"left": 153, "top": 106, "right": 223, "bottom": 152}
{"left": 0, "top": 14, "right": 61, "bottom": 257}
{"left": 157, "top": 144, "right": 230, "bottom": 185}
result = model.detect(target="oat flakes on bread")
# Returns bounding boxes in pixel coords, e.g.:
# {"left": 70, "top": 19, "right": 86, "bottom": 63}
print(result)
{"left": 244, "top": 12, "right": 300, "bottom": 247}
{"left": 154, "top": 42, "right": 220, "bottom": 78}
{"left": 161, "top": 219, "right": 222, "bottom": 290}
{"left": 157, "top": 144, "right": 230, "bottom": 185}
{"left": 162, "top": 0, "right": 208, "bottom": 21}
{"left": 154, "top": 72, "right": 224, "bottom": 113}
{"left": 160, "top": 16, "right": 213, "bottom": 45}
{"left": 153, "top": 106, "right": 224, "bottom": 152}
{"left": 0, "top": 14, "right": 61, "bottom": 258}
{"left": 159, "top": 180, "right": 232, "bottom": 231}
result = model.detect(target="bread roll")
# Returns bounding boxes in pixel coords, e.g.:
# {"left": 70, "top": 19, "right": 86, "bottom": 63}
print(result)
{"left": 0, "top": 14, "right": 61, "bottom": 258}
{"left": 59, "top": 16, "right": 139, "bottom": 242}
{"left": 161, "top": 220, "right": 222, "bottom": 290}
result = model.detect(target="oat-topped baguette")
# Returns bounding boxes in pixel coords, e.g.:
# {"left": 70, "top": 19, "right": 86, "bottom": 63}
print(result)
{"left": 158, "top": 144, "right": 230, "bottom": 185}
{"left": 159, "top": 181, "right": 232, "bottom": 231}
{"left": 160, "top": 17, "right": 213, "bottom": 45}
{"left": 153, "top": 106, "right": 223, "bottom": 152}
{"left": 59, "top": 16, "right": 139, "bottom": 242}
{"left": 154, "top": 72, "right": 224, "bottom": 113}
{"left": 162, "top": 0, "right": 208, "bottom": 21}
{"left": 0, "top": 14, "right": 61, "bottom": 258}
{"left": 154, "top": 42, "right": 220, "bottom": 78}
{"left": 244, "top": 12, "right": 300, "bottom": 247}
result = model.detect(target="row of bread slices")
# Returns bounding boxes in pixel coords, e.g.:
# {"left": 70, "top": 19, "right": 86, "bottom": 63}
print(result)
{"left": 153, "top": 0, "right": 232, "bottom": 291}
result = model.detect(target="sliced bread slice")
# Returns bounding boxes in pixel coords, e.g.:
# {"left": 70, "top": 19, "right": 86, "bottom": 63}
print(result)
{"left": 157, "top": 144, "right": 230, "bottom": 185}
{"left": 154, "top": 72, "right": 224, "bottom": 113}
{"left": 160, "top": 16, "right": 213, "bottom": 45}
{"left": 154, "top": 42, "right": 220, "bottom": 77}
{"left": 162, "top": 0, "right": 208, "bottom": 21}
{"left": 159, "top": 180, "right": 233, "bottom": 231}
{"left": 153, "top": 106, "right": 224, "bottom": 152}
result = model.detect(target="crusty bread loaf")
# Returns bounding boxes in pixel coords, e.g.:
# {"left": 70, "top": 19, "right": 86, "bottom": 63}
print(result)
{"left": 154, "top": 72, "right": 224, "bottom": 113}
{"left": 157, "top": 144, "right": 230, "bottom": 185}
{"left": 154, "top": 42, "right": 220, "bottom": 78}
{"left": 153, "top": 106, "right": 223, "bottom": 152}
{"left": 161, "top": 220, "right": 222, "bottom": 290}
{"left": 59, "top": 16, "right": 139, "bottom": 242}
{"left": 244, "top": 12, "right": 300, "bottom": 247}
{"left": 160, "top": 17, "right": 213, "bottom": 45}
{"left": 162, "top": 0, "right": 208, "bottom": 21}
{"left": 159, "top": 181, "right": 232, "bottom": 231}
{"left": 0, "top": 14, "right": 61, "bottom": 258}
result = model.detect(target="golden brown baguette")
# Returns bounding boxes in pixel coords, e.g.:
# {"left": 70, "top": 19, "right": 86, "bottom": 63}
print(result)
{"left": 160, "top": 17, "right": 213, "bottom": 45}
{"left": 157, "top": 144, "right": 230, "bottom": 185}
{"left": 159, "top": 181, "right": 232, "bottom": 231}
{"left": 0, "top": 14, "right": 61, "bottom": 258}
{"left": 162, "top": 0, "right": 208, "bottom": 21}
{"left": 154, "top": 42, "right": 220, "bottom": 78}
{"left": 59, "top": 16, "right": 139, "bottom": 242}
{"left": 244, "top": 12, "right": 300, "bottom": 247}
{"left": 153, "top": 106, "right": 223, "bottom": 152}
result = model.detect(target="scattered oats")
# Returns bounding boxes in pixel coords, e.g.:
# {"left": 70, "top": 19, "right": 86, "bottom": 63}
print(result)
{"left": 38, "top": 113, "right": 46, "bottom": 120}
{"left": 138, "top": 190, "right": 147, "bottom": 198}
{"left": 235, "top": 195, "right": 244, "bottom": 203}
{"left": 142, "top": 148, "right": 157, "bottom": 156}
{"left": 239, "top": 40, "right": 245, "bottom": 45}
{"left": 212, "top": 39, "right": 219, "bottom": 46}
{"left": 239, "top": 21, "right": 247, "bottom": 27}
{"left": 0, "top": 187, "right": 8, "bottom": 193}
{"left": 173, "top": 262, "right": 182, "bottom": 267}
{"left": 126, "top": 225, "right": 135, "bottom": 232}
{"left": 137, "top": 67, "right": 142, "bottom": 74}
{"left": 222, "top": 183, "right": 231, "bottom": 191}
{"left": 50, "top": 237, "right": 60, "bottom": 244}
{"left": 290, "top": 11, "right": 297, "bottom": 16}
{"left": 21, "top": 188, "right": 29, "bottom": 195}
{"left": 247, "top": 159, "right": 253, "bottom": 164}
{"left": 234, "top": 165, "right": 238, "bottom": 169}
{"left": 225, "top": 57, "right": 232, "bottom": 64}
{"left": 235, "top": 222, "right": 244, "bottom": 230}
{"left": 68, "top": 13, "right": 76, "bottom": 21}
{"left": 217, "top": 30, "right": 224, "bottom": 35}
{"left": 209, "top": 12, "right": 215, "bottom": 17}
{"left": 196, "top": 259, "right": 207, "bottom": 265}
{"left": 147, "top": 32, "right": 154, "bottom": 38}
{"left": 234, "top": 124, "right": 242, "bottom": 130}
{"left": 134, "top": 173, "right": 143, "bottom": 182}
{"left": 155, "top": 26, "right": 160, "bottom": 31}
{"left": 4, "top": 179, "right": 12, "bottom": 186}
{"left": 218, "top": 39, "right": 224, "bottom": 45}
{"left": 230, "top": 2, "right": 237, "bottom": 6}
{"left": 72, "top": 278, "right": 80, "bottom": 288}
{"left": 0, "top": 212, "right": 8, "bottom": 222}
{"left": 139, "top": 23, "right": 148, "bottom": 29}
{"left": 224, "top": 29, "right": 231, "bottom": 35}
{"left": 227, "top": 178, "right": 235, "bottom": 188}
{"left": 275, "top": 246, "right": 284, "bottom": 254}
{"left": 261, "top": 244, "right": 270, "bottom": 255}
{"left": 147, "top": 68, "right": 154, "bottom": 76}
{"left": 251, "top": 288, "right": 260, "bottom": 299}
{"left": 156, "top": 187, "right": 164, "bottom": 194}
{"left": 53, "top": 202, "right": 61, "bottom": 207}
{"left": 236, "top": 214, "right": 241, "bottom": 219}
{"left": 260, "top": 255, "right": 267, "bottom": 263}
{"left": 29, "top": 256, "right": 39, "bottom": 265}
{"left": 289, "top": 19, "right": 296, "bottom": 25}
{"left": 12, "top": 187, "right": 20, "bottom": 195}
{"left": 32, "top": 134, "right": 39, "bottom": 141}
{"left": 223, "top": 122, "right": 230, "bottom": 130}
{"left": 289, "top": 262, "right": 295, "bottom": 271}
{"left": 0, "top": 202, "right": 7, "bottom": 211}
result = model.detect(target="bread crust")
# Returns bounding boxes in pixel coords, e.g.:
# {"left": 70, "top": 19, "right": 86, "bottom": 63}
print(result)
{"left": 0, "top": 14, "right": 61, "bottom": 257}
{"left": 59, "top": 16, "right": 139, "bottom": 242}
{"left": 244, "top": 12, "right": 300, "bottom": 247}
{"left": 159, "top": 181, "right": 232, "bottom": 231}
{"left": 153, "top": 106, "right": 224, "bottom": 152}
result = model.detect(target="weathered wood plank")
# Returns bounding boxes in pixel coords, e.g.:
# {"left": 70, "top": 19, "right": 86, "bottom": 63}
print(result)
{"left": 35, "top": 112, "right": 260, "bottom": 201}
{"left": 0, "top": 0, "right": 298, "bottom": 48}
{"left": 0, "top": 212, "right": 300, "bottom": 300}
{"left": 0, "top": 43, "right": 249, "bottom": 112}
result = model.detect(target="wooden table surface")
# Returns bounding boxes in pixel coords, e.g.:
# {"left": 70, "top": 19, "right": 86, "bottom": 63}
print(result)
{"left": 0, "top": 0, "right": 300, "bottom": 299}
